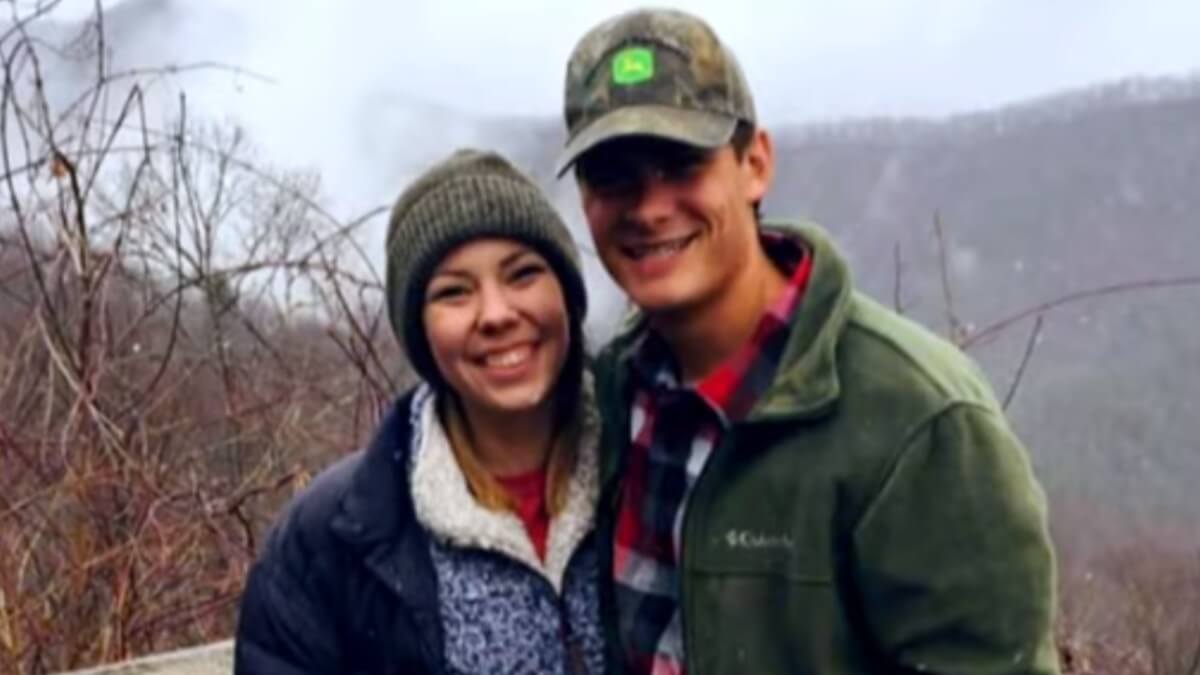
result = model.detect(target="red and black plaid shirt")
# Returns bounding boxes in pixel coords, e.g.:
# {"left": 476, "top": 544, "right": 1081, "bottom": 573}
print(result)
{"left": 613, "top": 234, "right": 813, "bottom": 675}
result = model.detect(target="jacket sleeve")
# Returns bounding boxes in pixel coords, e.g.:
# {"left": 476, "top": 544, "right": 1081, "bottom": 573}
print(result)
{"left": 234, "top": 530, "right": 343, "bottom": 675}
{"left": 852, "top": 402, "right": 1061, "bottom": 675}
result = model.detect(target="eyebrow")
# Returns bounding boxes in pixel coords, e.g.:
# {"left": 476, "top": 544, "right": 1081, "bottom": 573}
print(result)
{"left": 500, "top": 248, "right": 536, "bottom": 269}
{"left": 428, "top": 269, "right": 472, "bottom": 283}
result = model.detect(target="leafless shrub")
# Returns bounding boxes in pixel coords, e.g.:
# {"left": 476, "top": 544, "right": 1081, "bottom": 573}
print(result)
{"left": 0, "top": 3, "right": 406, "bottom": 671}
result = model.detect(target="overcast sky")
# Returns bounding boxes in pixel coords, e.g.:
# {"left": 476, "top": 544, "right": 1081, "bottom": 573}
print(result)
{"left": 47, "top": 0, "right": 1199, "bottom": 115}
{"left": 41, "top": 1, "right": 1200, "bottom": 196}
{"left": 43, "top": 0, "right": 1200, "bottom": 188}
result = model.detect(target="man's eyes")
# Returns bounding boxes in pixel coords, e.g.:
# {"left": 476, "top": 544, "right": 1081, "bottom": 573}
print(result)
{"left": 589, "top": 173, "right": 640, "bottom": 193}
{"left": 579, "top": 162, "right": 637, "bottom": 192}
{"left": 658, "top": 156, "right": 704, "bottom": 180}
{"left": 582, "top": 158, "right": 700, "bottom": 192}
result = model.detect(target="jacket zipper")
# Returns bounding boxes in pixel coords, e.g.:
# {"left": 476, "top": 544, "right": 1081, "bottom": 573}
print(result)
{"left": 539, "top": 545, "right": 590, "bottom": 675}
{"left": 558, "top": 592, "right": 587, "bottom": 675}
{"left": 677, "top": 424, "right": 734, "bottom": 675}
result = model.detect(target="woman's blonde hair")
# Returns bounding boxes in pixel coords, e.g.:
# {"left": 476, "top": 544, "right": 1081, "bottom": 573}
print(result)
{"left": 438, "top": 391, "right": 581, "bottom": 516}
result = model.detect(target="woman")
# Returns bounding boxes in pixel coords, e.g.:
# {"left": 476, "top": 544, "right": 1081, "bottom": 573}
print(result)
{"left": 235, "top": 149, "right": 603, "bottom": 675}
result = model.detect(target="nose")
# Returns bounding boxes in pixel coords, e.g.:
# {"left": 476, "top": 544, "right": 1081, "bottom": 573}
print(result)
{"left": 628, "top": 173, "right": 675, "bottom": 227}
{"left": 475, "top": 280, "right": 518, "bottom": 334}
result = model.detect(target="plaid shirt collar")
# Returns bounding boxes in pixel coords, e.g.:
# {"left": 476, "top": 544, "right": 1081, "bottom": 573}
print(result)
{"left": 628, "top": 232, "right": 813, "bottom": 423}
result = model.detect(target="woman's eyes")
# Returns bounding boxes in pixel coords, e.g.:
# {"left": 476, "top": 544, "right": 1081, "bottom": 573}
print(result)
{"left": 509, "top": 263, "right": 547, "bottom": 284}
{"left": 429, "top": 285, "right": 469, "bottom": 302}
{"left": 428, "top": 263, "right": 545, "bottom": 301}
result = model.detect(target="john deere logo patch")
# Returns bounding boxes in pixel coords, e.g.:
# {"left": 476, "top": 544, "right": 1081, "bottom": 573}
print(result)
{"left": 612, "top": 47, "right": 654, "bottom": 85}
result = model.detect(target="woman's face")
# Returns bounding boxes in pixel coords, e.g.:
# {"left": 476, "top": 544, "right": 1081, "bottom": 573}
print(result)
{"left": 423, "top": 238, "right": 570, "bottom": 417}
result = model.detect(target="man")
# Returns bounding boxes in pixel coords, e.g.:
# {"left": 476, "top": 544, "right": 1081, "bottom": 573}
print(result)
{"left": 556, "top": 8, "right": 1060, "bottom": 675}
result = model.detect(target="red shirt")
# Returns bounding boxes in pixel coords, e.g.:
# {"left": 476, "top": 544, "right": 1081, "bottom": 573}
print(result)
{"left": 496, "top": 467, "right": 550, "bottom": 561}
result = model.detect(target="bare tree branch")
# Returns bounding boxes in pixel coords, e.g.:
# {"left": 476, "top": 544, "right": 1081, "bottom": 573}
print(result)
{"left": 1002, "top": 314, "right": 1043, "bottom": 411}
{"left": 962, "top": 275, "right": 1200, "bottom": 349}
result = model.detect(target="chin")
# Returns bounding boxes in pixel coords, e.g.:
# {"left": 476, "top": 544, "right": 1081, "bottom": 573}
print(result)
{"left": 627, "top": 285, "right": 701, "bottom": 316}
{"left": 472, "top": 383, "right": 555, "bottom": 414}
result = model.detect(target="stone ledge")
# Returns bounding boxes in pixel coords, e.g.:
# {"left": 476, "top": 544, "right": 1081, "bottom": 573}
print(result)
{"left": 58, "top": 640, "right": 233, "bottom": 675}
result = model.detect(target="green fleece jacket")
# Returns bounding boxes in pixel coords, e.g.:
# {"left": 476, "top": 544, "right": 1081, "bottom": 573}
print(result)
{"left": 593, "top": 221, "right": 1060, "bottom": 675}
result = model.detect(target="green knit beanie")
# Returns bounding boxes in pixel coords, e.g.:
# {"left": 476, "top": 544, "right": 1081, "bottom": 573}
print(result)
{"left": 385, "top": 148, "right": 587, "bottom": 386}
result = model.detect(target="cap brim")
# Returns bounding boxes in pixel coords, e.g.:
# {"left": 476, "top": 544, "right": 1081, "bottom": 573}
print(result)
{"left": 555, "top": 105, "right": 738, "bottom": 177}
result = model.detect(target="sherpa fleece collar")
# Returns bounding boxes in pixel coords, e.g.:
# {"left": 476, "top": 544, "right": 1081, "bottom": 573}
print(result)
{"left": 409, "top": 378, "right": 600, "bottom": 594}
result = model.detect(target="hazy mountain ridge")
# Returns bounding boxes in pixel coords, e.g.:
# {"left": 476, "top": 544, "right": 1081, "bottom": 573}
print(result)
{"left": 782, "top": 74, "right": 1200, "bottom": 142}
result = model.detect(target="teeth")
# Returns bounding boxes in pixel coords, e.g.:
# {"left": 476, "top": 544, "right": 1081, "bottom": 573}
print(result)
{"left": 631, "top": 236, "right": 692, "bottom": 259}
{"left": 485, "top": 346, "right": 531, "bottom": 367}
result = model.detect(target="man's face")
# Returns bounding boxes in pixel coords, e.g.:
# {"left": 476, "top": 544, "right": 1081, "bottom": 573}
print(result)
{"left": 575, "top": 130, "right": 773, "bottom": 318}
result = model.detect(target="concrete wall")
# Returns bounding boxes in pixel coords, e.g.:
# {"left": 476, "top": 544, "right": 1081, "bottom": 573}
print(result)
{"left": 58, "top": 641, "right": 233, "bottom": 675}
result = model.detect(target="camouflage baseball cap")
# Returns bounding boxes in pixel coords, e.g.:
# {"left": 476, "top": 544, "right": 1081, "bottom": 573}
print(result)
{"left": 556, "top": 8, "right": 757, "bottom": 176}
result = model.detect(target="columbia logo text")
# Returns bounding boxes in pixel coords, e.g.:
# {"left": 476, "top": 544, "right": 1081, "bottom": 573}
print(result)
{"left": 725, "top": 529, "right": 795, "bottom": 550}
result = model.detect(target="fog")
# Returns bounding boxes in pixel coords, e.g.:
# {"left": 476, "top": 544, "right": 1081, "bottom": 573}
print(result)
{"left": 44, "top": 0, "right": 1200, "bottom": 215}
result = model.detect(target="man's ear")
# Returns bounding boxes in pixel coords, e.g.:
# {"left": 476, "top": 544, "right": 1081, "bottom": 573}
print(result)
{"left": 741, "top": 127, "right": 774, "bottom": 205}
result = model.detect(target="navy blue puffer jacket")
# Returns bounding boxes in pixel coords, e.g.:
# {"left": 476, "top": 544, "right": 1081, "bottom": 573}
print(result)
{"left": 234, "top": 388, "right": 602, "bottom": 675}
